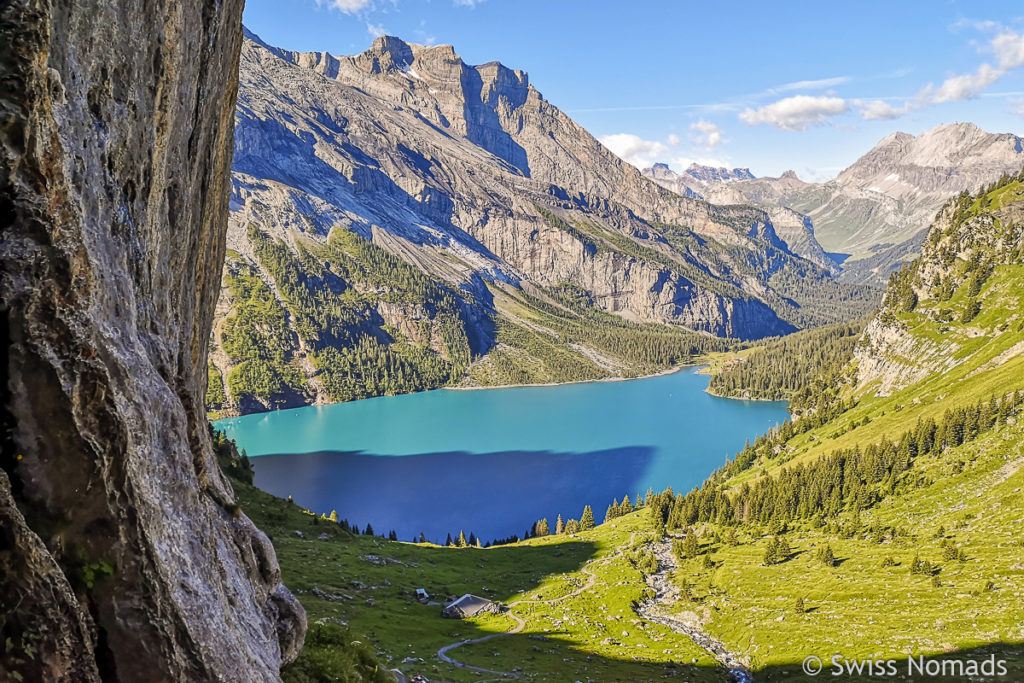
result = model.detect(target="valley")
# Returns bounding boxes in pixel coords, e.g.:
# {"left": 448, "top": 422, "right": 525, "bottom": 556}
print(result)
{"left": 224, "top": 172, "right": 1024, "bottom": 681}
{"left": 7, "top": 3, "right": 1023, "bottom": 683}
{"left": 643, "top": 124, "right": 1024, "bottom": 285}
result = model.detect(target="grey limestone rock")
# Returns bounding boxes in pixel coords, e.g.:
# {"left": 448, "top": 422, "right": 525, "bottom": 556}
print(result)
{"left": 1, "top": 1, "right": 304, "bottom": 680}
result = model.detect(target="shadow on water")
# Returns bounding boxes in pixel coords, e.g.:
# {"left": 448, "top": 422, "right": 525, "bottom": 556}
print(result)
{"left": 253, "top": 446, "right": 657, "bottom": 543}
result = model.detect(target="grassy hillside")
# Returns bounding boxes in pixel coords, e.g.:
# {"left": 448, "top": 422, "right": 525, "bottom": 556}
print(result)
{"left": 235, "top": 482, "right": 727, "bottom": 682}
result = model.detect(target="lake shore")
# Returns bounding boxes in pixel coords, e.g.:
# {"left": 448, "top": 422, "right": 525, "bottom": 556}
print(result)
{"left": 704, "top": 387, "right": 789, "bottom": 402}
{"left": 445, "top": 363, "right": 690, "bottom": 392}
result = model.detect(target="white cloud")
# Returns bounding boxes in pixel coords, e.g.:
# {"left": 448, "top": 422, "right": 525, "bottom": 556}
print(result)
{"left": 454, "top": 0, "right": 485, "bottom": 6}
{"left": 992, "top": 30, "right": 1024, "bottom": 70}
{"left": 927, "top": 63, "right": 1002, "bottom": 103}
{"left": 327, "top": 0, "right": 373, "bottom": 13}
{"left": 739, "top": 95, "right": 849, "bottom": 131}
{"left": 951, "top": 18, "right": 1002, "bottom": 33}
{"left": 858, "top": 99, "right": 910, "bottom": 121}
{"left": 667, "top": 133, "right": 681, "bottom": 146}
{"left": 690, "top": 119, "right": 724, "bottom": 150}
{"left": 1011, "top": 98, "right": 1024, "bottom": 116}
{"left": 773, "top": 76, "right": 850, "bottom": 93}
{"left": 367, "top": 22, "right": 387, "bottom": 38}
{"left": 599, "top": 134, "right": 670, "bottom": 169}
{"left": 857, "top": 27, "right": 1024, "bottom": 121}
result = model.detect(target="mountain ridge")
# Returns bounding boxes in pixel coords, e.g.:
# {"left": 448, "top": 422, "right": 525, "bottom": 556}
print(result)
{"left": 643, "top": 122, "right": 1024, "bottom": 285}
{"left": 211, "top": 30, "right": 877, "bottom": 413}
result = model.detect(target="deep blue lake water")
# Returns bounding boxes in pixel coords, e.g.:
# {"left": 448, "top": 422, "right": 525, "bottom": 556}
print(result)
{"left": 213, "top": 368, "right": 787, "bottom": 544}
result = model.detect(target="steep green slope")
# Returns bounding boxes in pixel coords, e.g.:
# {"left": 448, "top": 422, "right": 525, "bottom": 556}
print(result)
{"left": 645, "top": 170, "right": 1024, "bottom": 676}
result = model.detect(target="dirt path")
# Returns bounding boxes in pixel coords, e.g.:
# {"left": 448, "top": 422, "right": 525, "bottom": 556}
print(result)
{"left": 636, "top": 535, "right": 753, "bottom": 683}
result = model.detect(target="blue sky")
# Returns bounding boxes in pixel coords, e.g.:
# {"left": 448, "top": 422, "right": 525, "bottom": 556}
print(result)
{"left": 244, "top": 1, "right": 1024, "bottom": 180}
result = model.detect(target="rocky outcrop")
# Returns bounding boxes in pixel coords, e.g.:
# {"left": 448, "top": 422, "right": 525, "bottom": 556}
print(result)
{"left": 1, "top": 2, "right": 304, "bottom": 681}
{"left": 854, "top": 174, "right": 1024, "bottom": 395}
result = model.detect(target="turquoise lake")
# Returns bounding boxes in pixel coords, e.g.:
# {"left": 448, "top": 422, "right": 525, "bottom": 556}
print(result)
{"left": 214, "top": 367, "right": 787, "bottom": 544}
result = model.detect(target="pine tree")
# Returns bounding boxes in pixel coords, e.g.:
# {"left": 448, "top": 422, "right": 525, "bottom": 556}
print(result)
{"left": 468, "top": 531, "right": 477, "bottom": 547}
{"left": 364, "top": 523, "right": 374, "bottom": 536}
{"left": 535, "top": 518, "right": 550, "bottom": 537}
{"left": 458, "top": 530, "right": 467, "bottom": 547}
{"left": 764, "top": 536, "right": 790, "bottom": 565}
{"left": 606, "top": 499, "right": 619, "bottom": 522}
{"left": 328, "top": 510, "right": 338, "bottom": 523}
{"left": 581, "top": 505, "right": 595, "bottom": 530}
{"left": 555, "top": 514, "right": 564, "bottom": 535}
{"left": 419, "top": 532, "right": 426, "bottom": 543}
{"left": 388, "top": 529, "right": 397, "bottom": 541}
{"left": 445, "top": 532, "right": 453, "bottom": 547}
{"left": 565, "top": 519, "right": 580, "bottom": 534}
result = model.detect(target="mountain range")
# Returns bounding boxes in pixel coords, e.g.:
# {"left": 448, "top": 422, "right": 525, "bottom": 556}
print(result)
{"left": 211, "top": 30, "right": 877, "bottom": 412}
{"left": 643, "top": 123, "right": 1024, "bottom": 284}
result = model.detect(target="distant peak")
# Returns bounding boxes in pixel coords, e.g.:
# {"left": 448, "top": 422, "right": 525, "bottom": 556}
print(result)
{"left": 651, "top": 162, "right": 672, "bottom": 171}
{"left": 684, "top": 164, "right": 755, "bottom": 182}
{"left": 780, "top": 170, "right": 799, "bottom": 180}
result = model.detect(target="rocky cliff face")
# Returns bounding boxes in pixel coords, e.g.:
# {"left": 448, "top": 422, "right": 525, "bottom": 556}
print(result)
{"left": 1, "top": 3, "right": 304, "bottom": 681}
{"left": 642, "top": 165, "right": 835, "bottom": 271}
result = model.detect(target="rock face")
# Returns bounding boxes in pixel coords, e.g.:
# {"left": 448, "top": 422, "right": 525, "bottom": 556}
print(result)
{"left": 642, "top": 165, "right": 835, "bottom": 271}
{"left": 1, "top": 2, "right": 304, "bottom": 681}
{"left": 815, "top": 123, "right": 1024, "bottom": 257}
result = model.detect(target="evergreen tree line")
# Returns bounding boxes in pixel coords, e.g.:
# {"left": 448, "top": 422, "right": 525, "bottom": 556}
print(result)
{"left": 218, "top": 225, "right": 476, "bottom": 406}
{"left": 707, "top": 319, "right": 867, "bottom": 400}
{"left": 603, "top": 491, "right": 654, "bottom": 522}
{"left": 646, "top": 391, "right": 1022, "bottom": 531}
{"left": 209, "top": 426, "right": 254, "bottom": 484}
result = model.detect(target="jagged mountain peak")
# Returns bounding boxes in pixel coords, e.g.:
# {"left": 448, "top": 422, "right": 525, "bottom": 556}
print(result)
{"left": 684, "top": 163, "right": 756, "bottom": 183}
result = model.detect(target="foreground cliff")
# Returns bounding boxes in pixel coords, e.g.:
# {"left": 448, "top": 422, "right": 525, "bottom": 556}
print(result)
{"left": 0, "top": 2, "right": 304, "bottom": 680}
